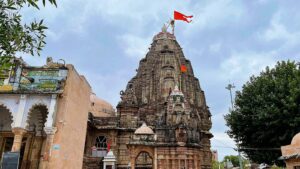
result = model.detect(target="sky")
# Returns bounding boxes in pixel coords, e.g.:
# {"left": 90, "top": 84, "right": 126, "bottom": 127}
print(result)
{"left": 20, "top": 0, "right": 300, "bottom": 160}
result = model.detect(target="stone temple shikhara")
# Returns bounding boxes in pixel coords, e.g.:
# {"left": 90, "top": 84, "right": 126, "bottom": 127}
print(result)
{"left": 0, "top": 25, "right": 212, "bottom": 169}
{"left": 84, "top": 26, "right": 213, "bottom": 169}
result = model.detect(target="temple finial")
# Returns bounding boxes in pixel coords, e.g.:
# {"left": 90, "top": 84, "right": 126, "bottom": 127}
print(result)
{"left": 162, "top": 23, "right": 167, "bottom": 32}
{"left": 161, "top": 19, "right": 175, "bottom": 34}
{"left": 170, "top": 19, "right": 175, "bottom": 35}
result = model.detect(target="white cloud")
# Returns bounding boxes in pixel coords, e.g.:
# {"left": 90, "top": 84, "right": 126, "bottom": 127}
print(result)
{"left": 220, "top": 51, "right": 277, "bottom": 82}
{"left": 46, "top": 30, "right": 62, "bottom": 42}
{"left": 82, "top": 70, "right": 131, "bottom": 107}
{"left": 259, "top": 11, "right": 300, "bottom": 58}
{"left": 119, "top": 34, "right": 152, "bottom": 59}
{"left": 184, "top": 0, "right": 245, "bottom": 35}
{"left": 211, "top": 132, "right": 238, "bottom": 160}
{"left": 262, "top": 12, "right": 292, "bottom": 41}
{"left": 209, "top": 42, "right": 222, "bottom": 53}
{"left": 17, "top": 53, "right": 45, "bottom": 66}
{"left": 212, "top": 132, "right": 236, "bottom": 148}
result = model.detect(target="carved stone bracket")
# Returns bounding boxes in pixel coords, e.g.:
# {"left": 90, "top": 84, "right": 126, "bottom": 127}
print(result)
{"left": 44, "top": 127, "right": 57, "bottom": 135}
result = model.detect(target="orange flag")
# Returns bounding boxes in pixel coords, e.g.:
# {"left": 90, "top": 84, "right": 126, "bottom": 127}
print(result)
{"left": 174, "top": 10, "right": 193, "bottom": 23}
{"left": 181, "top": 65, "right": 187, "bottom": 73}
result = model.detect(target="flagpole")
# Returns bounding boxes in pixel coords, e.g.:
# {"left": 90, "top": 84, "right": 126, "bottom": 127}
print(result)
{"left": 170, "top": 19, "right": 175, "bottom": 35}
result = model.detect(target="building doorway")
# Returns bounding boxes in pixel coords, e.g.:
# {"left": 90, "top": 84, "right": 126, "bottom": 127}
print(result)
{"left": 24, "top": 104, "right": 49, "bottom": 169}
{"left": 135, "top": 151, "right": 153, "bottom": 169}
{"left": 0, "top": 104, "right": 14, "bottom": 162}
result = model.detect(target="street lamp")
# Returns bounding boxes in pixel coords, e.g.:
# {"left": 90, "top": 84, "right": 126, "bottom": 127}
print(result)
{"left": 225, "top": 83, "right": 235, "bottom": 110}
{"left": 226, "top": 82, "right": 243, "bottom": 169}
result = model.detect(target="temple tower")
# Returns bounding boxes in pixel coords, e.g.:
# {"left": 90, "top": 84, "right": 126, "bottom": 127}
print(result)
{"left": 117, "top": 26, "right": 213, "bottom": 169}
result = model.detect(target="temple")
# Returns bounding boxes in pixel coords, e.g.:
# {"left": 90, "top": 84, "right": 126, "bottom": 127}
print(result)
{"left": 83, "top": 26, "right": 213, "bottom": 169}
{"left": 0, "top": 25, "right": 213, "bottom": 169}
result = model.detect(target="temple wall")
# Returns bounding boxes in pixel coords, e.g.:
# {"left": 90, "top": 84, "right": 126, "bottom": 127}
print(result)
{"left": 117, "top": 131, "right": 132, "bottom": 168}
{"left": 84, "top": 30, "right": 212, "bottom": 169}
{"left": 50, "top": 65, "right": 91, "bottom": 169}
{"left": 156, "top": 147, "right": 201, "bottom": 169}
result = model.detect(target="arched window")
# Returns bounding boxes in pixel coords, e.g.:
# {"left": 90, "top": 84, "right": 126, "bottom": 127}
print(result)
{"left": 95, "top": 136, "right": 107, "bottom": 150}
{"left": 92, "top": 136, "right": 108, "bottom": 157}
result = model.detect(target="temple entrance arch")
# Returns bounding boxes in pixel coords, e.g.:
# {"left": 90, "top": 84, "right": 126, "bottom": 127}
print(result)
{"left": 127, "top": 145, "right": 155, "bottom": 169}
{"left": 135, "top": 151, "right": 153, "bottom": 169}
{"left": 24, "top": 104, "right": 49, "bottom": 169}
{"left": 26, "top": 104, "right": 49, "bottom": 135}
{"left": 0, "top": 104, "right": 14, "bottom": 162}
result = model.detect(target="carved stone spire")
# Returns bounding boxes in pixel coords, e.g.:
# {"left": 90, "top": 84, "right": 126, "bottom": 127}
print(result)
{"left": 117, "top": 26, "right": 212, "bottom": 156}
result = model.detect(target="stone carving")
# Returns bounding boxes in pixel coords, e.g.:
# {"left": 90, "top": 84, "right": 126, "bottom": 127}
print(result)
{"left": 117, "top": 27, "right": 213, "bottom": 167}
{"left": 88, "top": 27, "right": 213, "bottom": 169}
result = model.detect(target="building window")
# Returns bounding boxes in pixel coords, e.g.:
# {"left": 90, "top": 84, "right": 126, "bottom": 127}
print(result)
{"left": 95, "top": 136, "right": 107, "bottom": 149}
{"left": 92, "top": 136, "right": 107, "bottom": 157}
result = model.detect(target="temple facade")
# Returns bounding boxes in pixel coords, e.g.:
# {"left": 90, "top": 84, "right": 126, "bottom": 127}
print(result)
{"left": 0, "top": 58, "right": 91, "bottom": 169}
{"left": 83, "top": 27, "right": 213, "bottom": 169}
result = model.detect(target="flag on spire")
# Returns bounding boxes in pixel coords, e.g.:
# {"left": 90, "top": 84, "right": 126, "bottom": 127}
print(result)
{"left": 181, "top": 65, "right": 187, "bottom": 73}
{"left": 174, "top": 10, "right": 193, "bottom": 23}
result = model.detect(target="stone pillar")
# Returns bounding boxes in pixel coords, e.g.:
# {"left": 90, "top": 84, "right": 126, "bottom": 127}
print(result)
{"left": 42, "top": 127, "right": 57, "bottom": 160}
{"left": 172, "top": 158, "right": 176, "bottom": 169}
{"left": 11, "top": 127, "right": 27, "bottom": 152}
{"left": 130, "top": 156, "right": 135, "bottom": 169}
{"left": 154, "top": 147, "right": 157, "bottom": 169}
{"left": 39, "top": 95, "right": 57, "bottom": 169}
{"left": 38, "top": 127, "right": 57, "bottom": 169}
{"left": 193, "top": 154, "right": 196, "bottom": 169}
{"left": 13, "top": 95, "right": 27, "bottom": 128}
{"left": 188, "top": 159, "right": 193, "bottom": 169}
{"left": 20, "top": 134, "right": 33, "bottom": 169}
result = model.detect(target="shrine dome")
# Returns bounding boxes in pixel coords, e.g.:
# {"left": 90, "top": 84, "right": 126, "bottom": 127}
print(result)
{"left": 134, "top": 123, "right": 154, "bottom": 135}
{"left": 90, "top": 93, "right": 115, "bottom": 117}
{"left": 291, "top": 132, "right": 300, "bottom": 145}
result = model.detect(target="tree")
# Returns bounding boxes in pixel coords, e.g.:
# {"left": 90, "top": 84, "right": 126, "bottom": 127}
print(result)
{"left": 212, "top": 160, "right": 224, "bottom": 169}
{"left": 225, "top": 61, "right": 300, "bottom": 166}
{"left": 211, "top": 160, "right": 224, "bottom": 169}
{"left": 0, "top": 0, "right": 56, "bottom": 69}
{"left": 223, "top": 155, "right": 240, "bottom": 167}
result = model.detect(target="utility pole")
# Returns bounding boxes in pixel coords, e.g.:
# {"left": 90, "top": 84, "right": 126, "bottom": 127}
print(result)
{"left": 225, "top": 83, "right": 235, "bottom": 110}
{"left": 226, "top": 82, "right": 243, "bottom": 169}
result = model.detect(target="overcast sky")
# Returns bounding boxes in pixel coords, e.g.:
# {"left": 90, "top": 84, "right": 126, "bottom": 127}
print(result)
{"left": 21, "top": 0, "right": 300, "bottom": 160}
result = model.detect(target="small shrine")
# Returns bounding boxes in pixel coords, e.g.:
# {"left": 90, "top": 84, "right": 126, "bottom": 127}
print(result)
{"left": 280, "top": 132, "right": 300, "bottom": 169}
{"left": 103, "top": 150, "right": 116, "bottom": 169}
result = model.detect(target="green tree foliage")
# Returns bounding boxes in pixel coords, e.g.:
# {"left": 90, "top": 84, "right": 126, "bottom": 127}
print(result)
{"left": 0, "top": 0, "right": 56, "bottom": 69}
{"left": 223, "top": 155, "right": 240, "bottom": 167}
{"left": 212, "top": 160, "right": 224, "bottom": 169}
{"left": 225, "top": 61, "right": 300, "bottom": 165}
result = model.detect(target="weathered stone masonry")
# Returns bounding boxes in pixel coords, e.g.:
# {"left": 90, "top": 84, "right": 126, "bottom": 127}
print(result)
{"left": 84, "top": 27, "right": 213, "bottom": 169}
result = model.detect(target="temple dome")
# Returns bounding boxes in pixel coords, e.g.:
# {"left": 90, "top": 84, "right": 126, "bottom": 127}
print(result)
{"left": 134, "top": 123, "right": 154, "bottom": 135}
{"left": 90, "top": 93, "right": 115, "bottom": 117}
{"left": 291, "top": 132, "right": 300, "bottom": 145}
